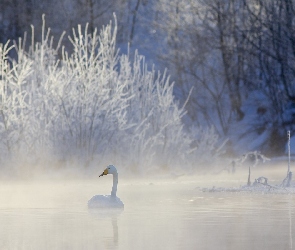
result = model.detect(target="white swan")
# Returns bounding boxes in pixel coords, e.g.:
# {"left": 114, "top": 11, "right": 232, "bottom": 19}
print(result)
{"left": 88, "top": 165, "right": 124, "bottom": 209}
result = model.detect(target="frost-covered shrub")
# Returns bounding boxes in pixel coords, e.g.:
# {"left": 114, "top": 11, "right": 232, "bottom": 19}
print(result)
{"left": 0, "top": 15, "right": 223, "bottom": 173}
{"left": 116, "top": 52, "right": 193, "bottom": 171}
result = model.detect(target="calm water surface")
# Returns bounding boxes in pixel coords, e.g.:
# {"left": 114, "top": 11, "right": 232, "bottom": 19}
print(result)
{"left": 0, "top": 176, "right": 294, "bottom": 250}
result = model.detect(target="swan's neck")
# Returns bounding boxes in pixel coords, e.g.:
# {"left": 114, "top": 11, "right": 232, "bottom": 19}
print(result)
{"left": 111, "top": 172, "right": 118, "bottom": 197}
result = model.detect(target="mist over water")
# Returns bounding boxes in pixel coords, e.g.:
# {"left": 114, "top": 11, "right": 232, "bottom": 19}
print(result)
{"left": 0, "top": 163, "right": 294, "bottom": 250}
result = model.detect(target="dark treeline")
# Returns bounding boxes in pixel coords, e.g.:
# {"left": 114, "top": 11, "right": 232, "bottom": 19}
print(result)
{"left": 1, "top": 0, "right": 295, "bottom": 156}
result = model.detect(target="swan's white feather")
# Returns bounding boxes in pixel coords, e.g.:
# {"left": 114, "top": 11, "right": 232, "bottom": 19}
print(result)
{"left": 88, "top": 195, "right": 124, "bottom": 209}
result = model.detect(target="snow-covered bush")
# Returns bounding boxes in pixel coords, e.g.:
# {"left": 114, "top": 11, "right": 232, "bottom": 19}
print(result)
{"left": 0, "top": 15, "right": 223, "bottom": 173}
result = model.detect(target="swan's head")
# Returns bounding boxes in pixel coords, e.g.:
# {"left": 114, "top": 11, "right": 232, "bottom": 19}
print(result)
{"left": 99, "top": 165, "right": 118, "bottom": 177}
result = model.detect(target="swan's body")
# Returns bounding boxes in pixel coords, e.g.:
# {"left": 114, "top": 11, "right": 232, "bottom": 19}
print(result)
{"left": 88, "top": 165, "right": 124, "bottom": 209}
{"left": 88, "top": 195, "right": 124, "bottom": 209}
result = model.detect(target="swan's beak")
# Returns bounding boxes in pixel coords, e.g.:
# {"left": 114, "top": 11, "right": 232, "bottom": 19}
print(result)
{"left": 99, "top": 168, "right": 108, "bottom": 177}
